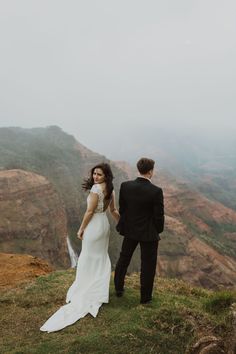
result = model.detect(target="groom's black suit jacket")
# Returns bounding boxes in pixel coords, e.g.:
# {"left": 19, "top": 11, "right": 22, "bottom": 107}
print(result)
{"left": 116, "top": 177, "right": 164, "bottom": 242}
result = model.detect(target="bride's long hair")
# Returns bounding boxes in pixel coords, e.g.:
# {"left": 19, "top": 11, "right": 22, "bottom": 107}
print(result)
{"left": 82, "top": 163, "right": 114, "bottom": 200}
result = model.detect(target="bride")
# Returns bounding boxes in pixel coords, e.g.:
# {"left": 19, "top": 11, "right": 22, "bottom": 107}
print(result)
{"left": 40, "top": 163, "right": 119, "bottom": 333}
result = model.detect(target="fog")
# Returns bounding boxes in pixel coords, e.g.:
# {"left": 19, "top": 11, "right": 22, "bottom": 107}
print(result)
{"left": 0, "top": 0, "right": 235, "bottom": 159}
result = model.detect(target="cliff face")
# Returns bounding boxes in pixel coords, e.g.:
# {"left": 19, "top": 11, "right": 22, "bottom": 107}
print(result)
{"left": 0, "top": 170, "right": 70, "bottom": 268}
{"left": 0, "top": 126, "right": 129, "bottom": 227}
{"left": 155, "top": 173, "right": 236, "bottom": 289}
{"left": 158, "top": 224, "right": 236, "bottom": 289}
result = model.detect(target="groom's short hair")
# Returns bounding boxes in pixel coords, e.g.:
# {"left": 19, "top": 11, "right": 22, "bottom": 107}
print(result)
{"left": 137, "top": 158, "right": 155, "bottom": 174}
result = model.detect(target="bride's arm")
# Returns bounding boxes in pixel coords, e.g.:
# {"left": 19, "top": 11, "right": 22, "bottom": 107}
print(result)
{"left": 109, "top": 191, "right": 120, "bottom": 223}
{"left": 77, "top": 192, "right": 98, "bottom": 240}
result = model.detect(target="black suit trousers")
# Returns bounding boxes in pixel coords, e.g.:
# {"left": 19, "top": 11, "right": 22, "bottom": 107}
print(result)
{"left": 114, "top": 237, "right": 159, "bottom": 302}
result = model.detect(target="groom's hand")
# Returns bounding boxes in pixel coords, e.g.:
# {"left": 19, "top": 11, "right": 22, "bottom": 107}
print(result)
{"left": 77, "top": 229, "right": 84, "bottom": 240}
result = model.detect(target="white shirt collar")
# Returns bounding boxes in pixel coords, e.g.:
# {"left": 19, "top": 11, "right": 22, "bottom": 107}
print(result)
{"left": 137, "top": 175, "right": 151, "bottom": 182}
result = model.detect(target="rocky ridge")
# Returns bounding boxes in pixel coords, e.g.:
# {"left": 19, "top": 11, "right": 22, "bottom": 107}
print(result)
{"left": 0, "top": 169, "right": 70, "bottom": 268}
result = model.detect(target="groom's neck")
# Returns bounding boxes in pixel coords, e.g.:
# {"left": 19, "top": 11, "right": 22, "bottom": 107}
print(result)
{"left": 139, "top": 173, "right": 152, "bottom": 181}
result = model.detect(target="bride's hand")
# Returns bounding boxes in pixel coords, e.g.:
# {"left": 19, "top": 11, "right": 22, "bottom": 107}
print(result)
{"left": 77, "top": 229, "right": 84, "bottom": 240}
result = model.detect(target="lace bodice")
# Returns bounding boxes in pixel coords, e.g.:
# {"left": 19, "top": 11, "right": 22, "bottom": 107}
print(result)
{"left": 88, "top": 184, "right": 105, "bottom": 213}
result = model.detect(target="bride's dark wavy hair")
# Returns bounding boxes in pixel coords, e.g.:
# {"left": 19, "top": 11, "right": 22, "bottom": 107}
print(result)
{"left": 82, "top": 163, "right": 114, "bottom": 200}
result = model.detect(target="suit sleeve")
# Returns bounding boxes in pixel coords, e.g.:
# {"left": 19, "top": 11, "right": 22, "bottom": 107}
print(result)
{"left": 153, "top": 188, "right": 164, "bottom": 234}
{"left": 118, "top": 182, "right": 125, "bottom": 215}
{"left": 116, "top": 182, "right": 126, "bottom": 235}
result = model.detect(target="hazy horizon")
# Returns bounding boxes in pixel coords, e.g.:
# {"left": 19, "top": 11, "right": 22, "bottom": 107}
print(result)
{"left": 0, "top": 1, "right": 236, "bottom": 160}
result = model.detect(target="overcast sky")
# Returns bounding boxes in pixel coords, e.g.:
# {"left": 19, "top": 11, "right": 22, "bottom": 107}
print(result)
{"left": 0, "top": 0, "right": 235, "bottom": 158}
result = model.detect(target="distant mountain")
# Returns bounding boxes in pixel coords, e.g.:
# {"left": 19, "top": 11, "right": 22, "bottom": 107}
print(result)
{"left": 0, "top": 126, "right": 235, "bottom": 289}
{"left": 110, "top": 129, "right": 236, "bottom": 211}
{"left": 0, "top": 126, "right": 134, "bottom": 270}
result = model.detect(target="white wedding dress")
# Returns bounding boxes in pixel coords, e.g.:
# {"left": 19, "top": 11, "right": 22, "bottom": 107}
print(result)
{"left": 40, "top": 184, "right": 111, "bottom": 333}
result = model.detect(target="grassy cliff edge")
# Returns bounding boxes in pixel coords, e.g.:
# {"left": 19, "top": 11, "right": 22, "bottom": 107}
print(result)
{"left": 0, "top": 270, "right": 235, "bottom": 354}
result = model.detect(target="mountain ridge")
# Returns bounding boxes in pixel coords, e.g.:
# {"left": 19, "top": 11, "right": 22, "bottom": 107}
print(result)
{"left": 0, "top": 126, "right": 235, "bottom": 289}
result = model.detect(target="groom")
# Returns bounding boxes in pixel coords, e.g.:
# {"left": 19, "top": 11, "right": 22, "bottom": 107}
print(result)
{"left": 115, "top": 157, "right": 164, "bottom": 304}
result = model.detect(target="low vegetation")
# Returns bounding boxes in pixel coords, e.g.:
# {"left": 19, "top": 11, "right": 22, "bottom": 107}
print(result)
{"left": 0, "top": 270, "right": 235, "bottom": 354}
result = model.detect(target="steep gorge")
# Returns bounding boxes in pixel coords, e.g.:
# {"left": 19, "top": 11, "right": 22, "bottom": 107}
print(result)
{"left": 0, "top": 169, "right": 70, "bottom": 268}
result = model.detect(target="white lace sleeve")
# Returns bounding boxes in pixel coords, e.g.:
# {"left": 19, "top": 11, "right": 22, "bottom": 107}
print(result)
{"left": 90, "top": 184, "right": 99, "bottom": 194}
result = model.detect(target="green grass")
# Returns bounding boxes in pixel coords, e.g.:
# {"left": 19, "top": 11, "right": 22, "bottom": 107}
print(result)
{"left": 204, "top": 290, "right": 236, "bottom": 314}
{"left": 0, "top": 271, "right": 235, "bottom": 354}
